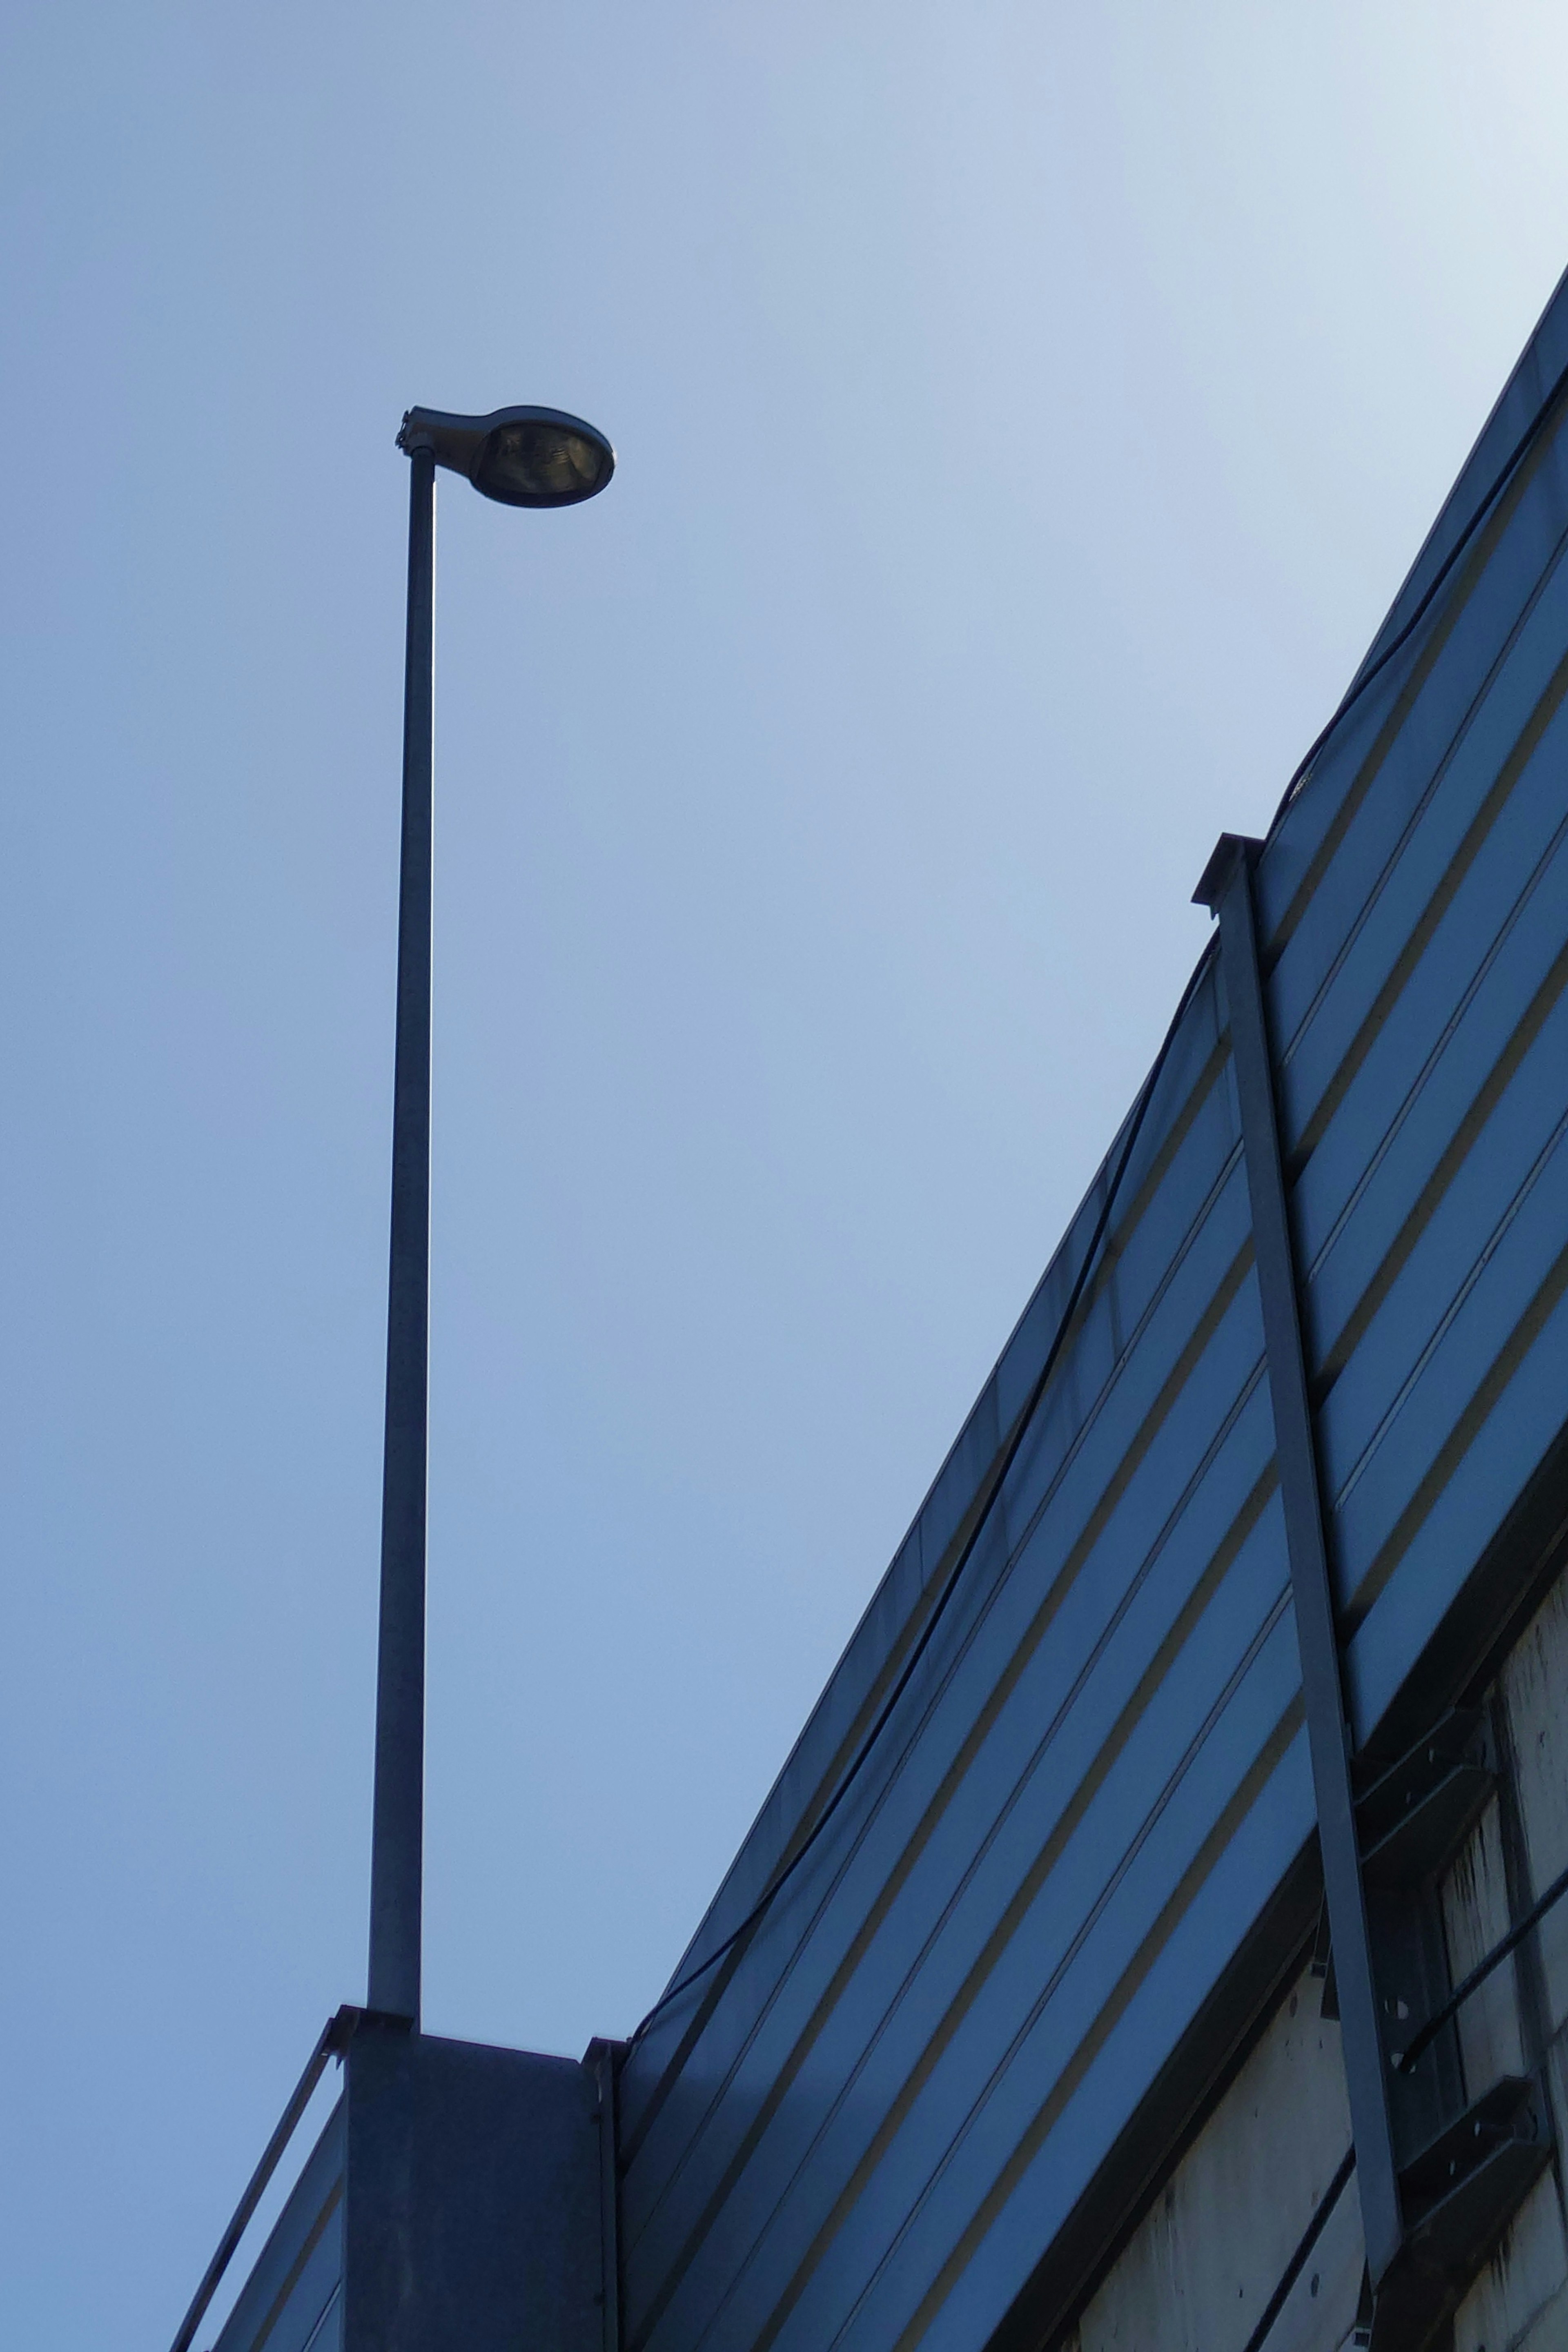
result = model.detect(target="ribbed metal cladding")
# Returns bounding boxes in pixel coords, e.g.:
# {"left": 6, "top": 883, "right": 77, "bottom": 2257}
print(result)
{"left": 617, "top": 263, "right": 1568, "bottom": 2352}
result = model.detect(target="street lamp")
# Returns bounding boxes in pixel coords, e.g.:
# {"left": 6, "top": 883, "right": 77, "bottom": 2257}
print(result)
{"left": 368, "top": 402, "right": 615, "bottom": 2027}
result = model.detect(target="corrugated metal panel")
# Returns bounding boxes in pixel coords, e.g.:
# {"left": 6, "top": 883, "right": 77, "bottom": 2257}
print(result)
{"left": 617, "top": 267, "right": 1568, "bottom": 2352}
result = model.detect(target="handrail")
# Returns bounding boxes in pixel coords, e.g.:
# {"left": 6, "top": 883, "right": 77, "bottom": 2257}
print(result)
{"left": 167, "top": 2005, "right": 362, "bottom": 2352}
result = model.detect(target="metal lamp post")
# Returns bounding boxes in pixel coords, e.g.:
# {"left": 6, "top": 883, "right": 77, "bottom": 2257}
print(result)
{"left": 368, "top": 404, "right": 615, "bottom": 2025}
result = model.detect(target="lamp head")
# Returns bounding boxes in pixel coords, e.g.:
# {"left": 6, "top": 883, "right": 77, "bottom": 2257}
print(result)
{"left": 396, "top": 404, "right": 615, "bottom": 508}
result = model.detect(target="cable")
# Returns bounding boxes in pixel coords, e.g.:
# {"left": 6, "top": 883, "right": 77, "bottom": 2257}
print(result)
{"left": 1272, "top": 349, "right": 1568, "bottom": 826}
{"left": 626, "top": 311, "right": 1568, "bottom": 2067}
{"left": 628, "top": 953, "right": 1213, "bottom": 2051}
{"left": 1396, "top": 1851, "right": 1568, "bottom": 2078}
{"left": 1221, "top": 337, "right": 1568, "bottom": 2352}
{"left": 1222, "top": 345, "right": 1568, "bottom": 2352}
{"left": 1238, "top": 2144, "right": 1357, "bottom": 2352}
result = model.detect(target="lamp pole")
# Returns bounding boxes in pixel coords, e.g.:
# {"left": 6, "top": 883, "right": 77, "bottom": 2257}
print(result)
{"left": 365, "top": 404, "right": 614, "bottom": 2028}
{"left": 367, "top": 438, "right": 437, "bottom": 2022}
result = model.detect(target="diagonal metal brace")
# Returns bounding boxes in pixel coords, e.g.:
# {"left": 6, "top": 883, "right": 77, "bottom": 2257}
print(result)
{"left": 1195, "top": 833, "right": 1403, "bottom": 2285}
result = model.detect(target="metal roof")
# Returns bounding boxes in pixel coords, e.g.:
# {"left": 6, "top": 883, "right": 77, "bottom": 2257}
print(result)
{"left": 615, "top": 262, "right": 1568, "bottom": 2352}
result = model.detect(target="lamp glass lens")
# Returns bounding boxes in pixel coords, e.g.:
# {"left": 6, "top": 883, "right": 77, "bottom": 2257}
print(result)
{"left": 474, "top": 421, "right": 610, "bottom": 506}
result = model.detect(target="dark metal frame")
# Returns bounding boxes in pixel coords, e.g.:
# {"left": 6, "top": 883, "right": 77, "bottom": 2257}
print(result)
{"left": 1195, "top": 833, "right": 1405, "bottom": 2285}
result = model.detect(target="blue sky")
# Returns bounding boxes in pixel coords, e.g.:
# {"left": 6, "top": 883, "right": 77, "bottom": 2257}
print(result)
{"left": 6, "top": 3, "right": 1568, "bottom": 2342}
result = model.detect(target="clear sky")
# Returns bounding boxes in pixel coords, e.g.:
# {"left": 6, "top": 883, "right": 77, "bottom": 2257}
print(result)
{"left": 6, "top": 3, "right": 1568, "bottom": 2343}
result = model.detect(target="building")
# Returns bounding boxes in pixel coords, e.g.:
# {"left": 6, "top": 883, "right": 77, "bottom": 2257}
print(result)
{"left": 174, "top": 261, "right": 1568, "bottom": 2352}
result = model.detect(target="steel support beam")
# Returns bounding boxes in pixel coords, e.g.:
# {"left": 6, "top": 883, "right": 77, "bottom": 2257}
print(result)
{"left": 1196, "top": 832, "right": 1403, "bottom": 2285}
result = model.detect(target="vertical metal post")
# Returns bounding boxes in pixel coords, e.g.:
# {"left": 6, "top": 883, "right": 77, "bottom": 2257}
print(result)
{"left": 368, "top": 444, "right": 436, "bottom": 2024}
{"left": 1197, "top": 833, "right": 1404, "bottom": 2285}
{"left": 586, "top": 2037, "right": 625, "bottom": 2352}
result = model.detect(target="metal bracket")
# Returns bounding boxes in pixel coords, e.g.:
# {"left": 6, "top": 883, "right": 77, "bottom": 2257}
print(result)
{"left": 1196, "top": 833, "right": 1405, "bottom": 2285}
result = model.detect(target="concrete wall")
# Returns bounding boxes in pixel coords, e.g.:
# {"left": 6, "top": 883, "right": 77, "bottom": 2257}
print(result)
{"left": 1447, "top": 1577, "right": 1568, "bottom": 2352}
{"left": 1062, "top": 1563, "right": 1568, "bottom": 2352}
{"left": 1069, "top": 1964, "right": 1361, "bottom": 2352}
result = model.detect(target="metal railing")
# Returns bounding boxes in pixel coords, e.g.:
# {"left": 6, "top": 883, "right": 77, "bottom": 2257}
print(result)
{"left": 167, "top": 2006, "right": 363, "bottom": 2352}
